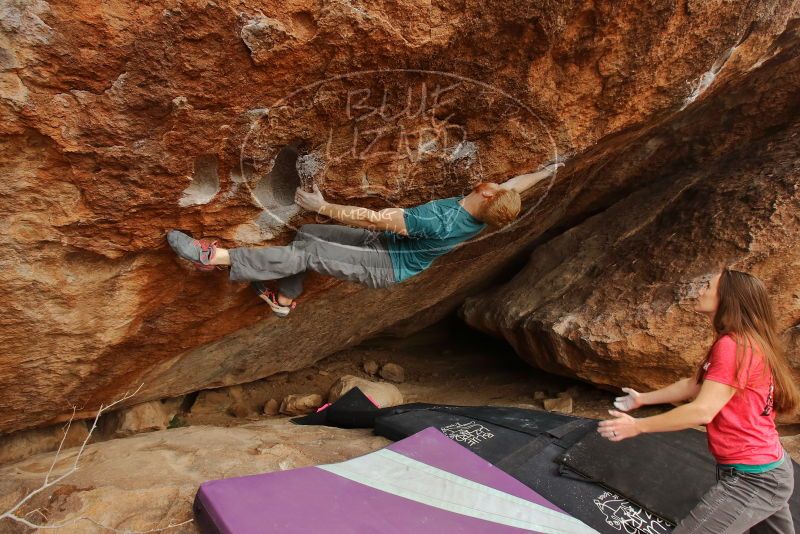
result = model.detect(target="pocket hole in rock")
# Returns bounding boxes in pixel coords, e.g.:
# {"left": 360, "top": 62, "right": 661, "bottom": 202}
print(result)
{"left": 252, "top": 143, "right": 302, "bottom": 208}
{"left": 179, "top": 155, "right": 220, "bottom": 207}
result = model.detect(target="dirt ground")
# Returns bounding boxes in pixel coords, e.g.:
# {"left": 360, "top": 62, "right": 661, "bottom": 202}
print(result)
{"left": 182, "top": 316, "right": 671, "bottom": 428}
{"left": 6, "top": 315, "right": 799, "bottom": 467}
{"left": 180, "top": 315, "right": 800, "bottom": 459}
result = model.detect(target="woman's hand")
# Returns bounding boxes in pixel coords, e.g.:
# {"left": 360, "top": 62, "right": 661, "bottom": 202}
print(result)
{"left": 613, "top": 387, "right": 643, "bottom": 412}
{"left": 597, "top": 410, "right": 642, "bottom": 442}
{"left": 295, "top": 184, "right": 327, "bottom": 212}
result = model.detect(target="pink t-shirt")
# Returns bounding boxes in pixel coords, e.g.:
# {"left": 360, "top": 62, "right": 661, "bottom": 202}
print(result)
{"left": 703, "top": 334, "right": 782, "bottom": 465}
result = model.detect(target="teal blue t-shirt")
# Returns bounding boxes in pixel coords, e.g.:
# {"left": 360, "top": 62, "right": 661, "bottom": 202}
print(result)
{"left": 381, "top": 196, "right": 486, "bottom": 282}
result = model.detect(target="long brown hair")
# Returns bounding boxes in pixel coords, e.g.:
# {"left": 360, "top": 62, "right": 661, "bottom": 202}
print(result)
{"left": 696, "top": 268, "right": 799, "bottom": 414}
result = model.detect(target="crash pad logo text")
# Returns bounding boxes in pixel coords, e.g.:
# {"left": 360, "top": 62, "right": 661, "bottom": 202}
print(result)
{"left": 440, "top": 421, "right": 495, "bottom": 447}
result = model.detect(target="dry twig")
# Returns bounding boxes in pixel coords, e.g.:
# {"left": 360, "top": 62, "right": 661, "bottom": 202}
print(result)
{"left": 0, "top": 384, "right": 194, "bottom": 533}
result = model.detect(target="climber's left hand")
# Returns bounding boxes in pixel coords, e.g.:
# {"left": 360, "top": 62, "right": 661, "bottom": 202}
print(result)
{"left": 597, "top": 410, "right": 642, "bottom": 442}
{"left": 295, "top": 184, "right": 326, "bottom": 212}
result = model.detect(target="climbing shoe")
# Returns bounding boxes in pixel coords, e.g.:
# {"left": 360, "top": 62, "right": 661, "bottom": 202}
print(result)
{"left": 166, "top": 230, "right": 218, "bottom": 271}
{"left": 252, "top": 282, "right": 296, "bottom": 318}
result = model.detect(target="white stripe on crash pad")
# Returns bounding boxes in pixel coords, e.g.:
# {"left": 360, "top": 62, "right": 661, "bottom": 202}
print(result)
{"left": 319, "top": 448, "right": 598, "bottom": 534}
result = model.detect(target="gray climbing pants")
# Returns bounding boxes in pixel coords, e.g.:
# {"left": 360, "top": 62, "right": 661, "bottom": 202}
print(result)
{"left": 228, "top": 224, "right": 396, "bottom": 299}
{"left": 673, "top": 451, "right": 795, "bottom": 534}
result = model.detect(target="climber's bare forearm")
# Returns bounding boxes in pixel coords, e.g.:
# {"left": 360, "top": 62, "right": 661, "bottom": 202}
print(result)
{"left": 318, "top": 203, "right": 407, "bottom": 235}
{"left": 501, "top": 162, "right": 563, "bottom": 194}
{"left": 501, "top": 169, "right": 551, "bottom": 193}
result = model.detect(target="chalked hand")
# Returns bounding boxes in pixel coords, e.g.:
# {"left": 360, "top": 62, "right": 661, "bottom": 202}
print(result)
{"left": 613, "top": 387, "right": 642, "bottom": 412}
{"left": 542, "top": 161, "right": 564, "bottom": 174}
{"left": 295, "top": 184, "right": 326, "bottom": 212}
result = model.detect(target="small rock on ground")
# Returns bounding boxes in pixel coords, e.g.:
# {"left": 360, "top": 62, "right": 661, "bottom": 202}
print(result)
{"left": 227, "top": 402, "right": 252, "bottom": 418}
{"left": 102, "top": 400, "right": 172, "bottom": 437}
{"left": 543, "top": 397, "right": 573, "bottom": 414}
{"left": 328, "top": 376, "right": 403, "bottom": 408}
{"left": 280, "top": 394, "right": 323, "bottom": 416}
{"left": 263, "top": 399, "right": 279, "bottom": 416}
{"left": 363, "top": 360, "right": 379, "bottom": 376}
{"left": 379, "top": 363, "right": 405, "bottom": 383}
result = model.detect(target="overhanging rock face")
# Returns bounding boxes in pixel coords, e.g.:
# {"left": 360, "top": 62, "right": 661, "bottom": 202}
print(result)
{"left": 462, "top": 21, "right": 800, "bottom": 392}
{"left": 1, "top": 0, "right": 797, "bottom": 432}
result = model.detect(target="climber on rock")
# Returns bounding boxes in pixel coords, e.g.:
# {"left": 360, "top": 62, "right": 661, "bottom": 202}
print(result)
{"left": 167, "top": 162, "right": 562, "bottom": 317}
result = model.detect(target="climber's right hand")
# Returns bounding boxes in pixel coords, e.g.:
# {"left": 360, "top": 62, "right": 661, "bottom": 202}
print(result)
{"left": 613, "top": 387, "right": 643, "bottom": 412}
{"left": 295, "top": 184, "right": 326, "bottom": 212}
{"left": 542, "top": 161, "right": 564, "bottom": 174}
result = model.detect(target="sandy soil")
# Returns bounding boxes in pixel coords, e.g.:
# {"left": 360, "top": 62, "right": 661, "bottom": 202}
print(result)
{"left": 182, "top": 316, "right": 671, "bottom": 428}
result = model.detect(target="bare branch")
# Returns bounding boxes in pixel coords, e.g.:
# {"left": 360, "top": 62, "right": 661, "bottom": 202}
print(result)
{"left": 23, "top": 508, "right": 47, "bottom": 522}
{"left": 45, "top": 406, "right": 76, "bottom": 485}
{"left": 75, "top": 383, "right": 144, "bottom": 472}
{"left": 0, "top": 384, "right": 193, "bottom": 533}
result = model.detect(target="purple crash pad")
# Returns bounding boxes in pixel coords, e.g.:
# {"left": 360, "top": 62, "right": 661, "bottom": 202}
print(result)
{"left": 194, "top": 427, "right": 594, "bottom": 533}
